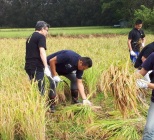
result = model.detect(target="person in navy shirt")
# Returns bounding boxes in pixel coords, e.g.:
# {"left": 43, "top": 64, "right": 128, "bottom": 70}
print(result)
{"left": 137, "top": 52, "right": 154, "bottom": 139}
{"left": 47, "top": 50, "right": 92, "bottom": 112}
{"left": 128, "top": 19, "right": 145, "bottom": 63}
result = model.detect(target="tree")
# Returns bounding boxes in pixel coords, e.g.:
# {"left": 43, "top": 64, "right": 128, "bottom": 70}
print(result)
{"left": 134, "top": 5, "right": 154, "bottom": 29}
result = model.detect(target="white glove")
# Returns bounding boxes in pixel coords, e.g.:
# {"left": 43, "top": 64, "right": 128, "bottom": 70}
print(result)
{"left": 136, "top": 79, "right": 149, "bottom": 89}
{"left": 83, "top": 99, "right": 92, "bottom": 106}
{"left": 142, "top": 43, "right": 145, "bottom": 47}
{"left": 53, "top": 76, "right": 61, "bottom": 82}
{"left": 130, "top": 50, "right": 137, "bottom": 56}
{"left": 44, "top": 67, "right": 51, "bottom": 77}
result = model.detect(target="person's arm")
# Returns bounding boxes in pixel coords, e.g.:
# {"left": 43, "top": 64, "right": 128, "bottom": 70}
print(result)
{"left": 142, "top": 37, "right": 146, "bottom": 47}
{"left": 128, "top": 39, "right": 136, "bottom": 56}
{"left": 40, "top": 47, "right": 51, "bottom": 77}
{"left": 49, "top": 56, "right": 58, "bottom": 77}
{"left": 128, "top": 39, "right": 133, "bottom": 51}
{"left": 141, "top": 56, "right": 146, "bottom": 63}
{"left": 40, "top": 47, "right": 48, "bottom": 67}
{"left": 139, "top": 67, "right": 148, "bottom": 77}
{"left": 137, "top": 68, "right": 154, "bottom": 89}
{"left": 148, "top": 83, "right": 154, "bottom": 89}
{"left": 77, "top": 79, "right": 87, "bottom": 100}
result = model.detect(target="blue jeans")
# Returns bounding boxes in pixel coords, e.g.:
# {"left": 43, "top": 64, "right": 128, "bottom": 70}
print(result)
{"left": 25, "top": 69, "right": 45, "bottom": 95}
{"left": 143, "top": 101, "right": 154, "bottom": 140}
{"left": 130, "top": 51, "right": 139, "bottom": 63}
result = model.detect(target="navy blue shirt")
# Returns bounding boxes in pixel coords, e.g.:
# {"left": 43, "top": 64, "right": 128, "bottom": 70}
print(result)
{"left": 47, "top": 50, "right": 83, "bottom": 79}
{"left": 142, "top": 52, "right": 154, "bottom": 102}
{"left": 128, "top": 28, "right": 145, "bottom": 51}
{"left": 142, "top": 52, "right": 154, "bottom": 71}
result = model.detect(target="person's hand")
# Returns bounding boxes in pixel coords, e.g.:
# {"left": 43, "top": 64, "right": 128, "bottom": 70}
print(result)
{"left": 142, "top": 43, "right": 145, "bottom": 47}
{"left": 44, "top": 67, "right": 51, "bottom": 77}
{"left": 130, "top": 50, "right": 136, "bottom": 56}
{"left": 136, "top": 79, "right": 149, "bottom": 89}
{"left": 83, "top": 99, "right": 92, "bottom": 106}
{"left": 53, "top": 76, "right": 61, "bottom": 82}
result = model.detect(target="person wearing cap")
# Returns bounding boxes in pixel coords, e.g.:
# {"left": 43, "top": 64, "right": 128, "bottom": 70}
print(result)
{"left": 25, "top": 21, "right": 51, "bottom": 95}
{"left": 47, "top": 50, "right": 92, "bottom": 112}
{"left": 136, "top": 52, "right": 154, "bottom": 140}
{"left": 128, "top": 19, "right": 146, "bottom": 63}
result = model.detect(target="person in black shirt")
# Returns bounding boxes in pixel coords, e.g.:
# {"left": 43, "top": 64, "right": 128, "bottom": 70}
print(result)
{"left": 47, "top": 50, "right": 93, "bottom": 112}
{"left": 134, "top": 42, "right": 154, "bottom": 82}
{"left": 128, "top": 19, "right": 146, "bottom": 63}
{"left": 25, "top": 21, "right": 51, "bottom": 95}
{"left": 135, "top": 42, "right": 154, "bottom": 69}
{"left": 136, "top": 52, "right": 154, "bottom": 139}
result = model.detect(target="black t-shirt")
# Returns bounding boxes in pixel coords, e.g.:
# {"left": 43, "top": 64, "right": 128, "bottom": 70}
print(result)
{"left": 47, "top": 50, "right": 83, "bottom": 79}
{"left": 25, "top": 32, "right": 46, "bottom": 71}
{"left": 128, "top": 28, "right": 145, "bottom": 51}
{"left": 134, "top": 42, "right": 154, "bottom": 68}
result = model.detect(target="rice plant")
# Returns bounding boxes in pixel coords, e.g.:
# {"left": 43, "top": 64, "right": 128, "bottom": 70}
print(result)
{"left": 0, "top": 34, "right": 153, "bottom": 139}
{"left": 99, "top": 59, "right": 149, "bottom": 118}
{"left": 86, "top": 118, "right": 145, "bottom": 140}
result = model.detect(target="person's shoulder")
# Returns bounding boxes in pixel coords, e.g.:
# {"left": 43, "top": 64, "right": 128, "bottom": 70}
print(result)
{"left": 33, "top": 32, "right": 45, "bottom": 38}
{"left": 129, "top": 28, "right": 135, "bottom": 34}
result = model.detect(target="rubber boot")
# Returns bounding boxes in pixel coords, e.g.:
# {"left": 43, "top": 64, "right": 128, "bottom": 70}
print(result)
{"left": 48, "top": 95, "right": 56, "bottom": 113}
{"left": 71, "top": 89, "right": 80, "bottom": 104}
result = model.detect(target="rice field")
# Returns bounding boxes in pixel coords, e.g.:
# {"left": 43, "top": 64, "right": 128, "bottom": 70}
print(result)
{"left": 0, "top": 31, "right": 153, "bottom": 140}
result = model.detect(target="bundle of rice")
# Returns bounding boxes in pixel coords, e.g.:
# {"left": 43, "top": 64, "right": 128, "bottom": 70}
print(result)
{"left": 99, "top": 62, "right": 147, "bottom": 118}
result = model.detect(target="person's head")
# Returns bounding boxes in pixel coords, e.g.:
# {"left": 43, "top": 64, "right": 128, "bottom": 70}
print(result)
{"left": 135, "top": 19, "right": 143, "bottom": 30}
{"left": 78, "top": 57, "right": 92, "bottom": 71}
{"left": 35, "top": 21, "right": 50, "bottom": 37}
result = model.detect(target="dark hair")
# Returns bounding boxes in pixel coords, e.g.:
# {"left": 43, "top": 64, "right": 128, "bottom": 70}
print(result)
{"left": 135, "top": 19, "right": 143, "bottom": 25}
{"left": 80, "top": 57, "right": 92, "bottom": 68}
{"left": 35, "top": 21, "right": 50, "bottom": 31}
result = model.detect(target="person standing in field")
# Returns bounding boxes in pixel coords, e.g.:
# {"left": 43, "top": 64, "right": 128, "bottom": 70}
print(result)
{"left": 25, "top": 21, "right": 51, "bottom": 95}
{"left": 128, "top": 19, "right": 146, "bottom": 63}
{"left": 47, "top": 50, "right": 92, "bottom": 112}
{"left": 136, "top": 52, "right": 154, "bottom": 140}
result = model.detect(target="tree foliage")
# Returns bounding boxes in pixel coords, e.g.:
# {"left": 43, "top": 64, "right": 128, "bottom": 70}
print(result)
{"left": 134, "top": 5, "right": 154, "bottom": 29}
{"left": 0, "top": 0, "right": 154, "bottom": 28}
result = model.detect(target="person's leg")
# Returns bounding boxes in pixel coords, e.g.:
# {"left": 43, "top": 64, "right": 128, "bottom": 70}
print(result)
{"left": 64, "top": 72, "right": 79, "bottom": 104}
{"left": 35, "top": 70, "right": 45, "bottom": 95}
{"left": 48, "top": 77, "right": 57, "bottom": 112}
{"left": 143, "top": 91, "right": 154, "bottom": 140}
{"left": 25, "top": 69, "right": 35, "bottom": 81}
{"left": 26, "top": 69, "right": 45, "bottom": 95}
{"left": 130, "top": 55, "right": 136, "bottom": 63}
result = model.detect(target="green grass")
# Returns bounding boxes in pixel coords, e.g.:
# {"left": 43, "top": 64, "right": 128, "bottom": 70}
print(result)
{"left": 1, "top": 26, "right": 152, "bottom": 38}
{"left": 0, "top": 26, "right": 133, "bottom": 38}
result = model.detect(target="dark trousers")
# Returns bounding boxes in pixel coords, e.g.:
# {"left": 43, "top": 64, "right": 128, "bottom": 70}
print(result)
{"left": 25, "top": 69, "right": 45, "bottom": 95}
{"left": 48, "top": 72, "right": 78, "bottom": 100}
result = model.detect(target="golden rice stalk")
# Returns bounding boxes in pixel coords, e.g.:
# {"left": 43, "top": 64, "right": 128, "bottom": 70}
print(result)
{"left": 85, "top": 118, "right": 144, "bottom": 140}
{"left": 99, "top": 62, "right": 148, "bottom": 118}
